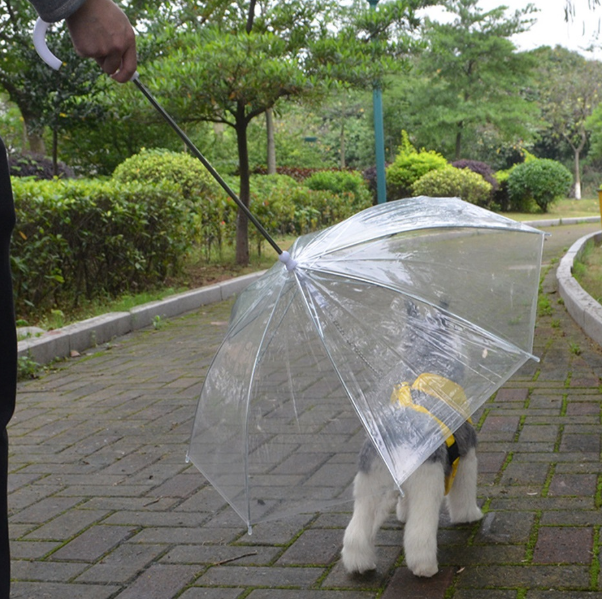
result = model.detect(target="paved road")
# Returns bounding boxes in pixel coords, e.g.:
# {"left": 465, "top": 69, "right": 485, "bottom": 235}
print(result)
{"left": 8, "top": 221, "right": 602, "bottom": 598}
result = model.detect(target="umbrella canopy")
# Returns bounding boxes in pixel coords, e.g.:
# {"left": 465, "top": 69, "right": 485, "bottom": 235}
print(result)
{"left": 188, "top": 196, "right": 545, "bottom": 529}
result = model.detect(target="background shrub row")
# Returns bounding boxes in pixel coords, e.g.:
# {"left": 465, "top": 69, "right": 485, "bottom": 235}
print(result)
{"left": 11, "top": 151, "right": 372, "bottom": 319}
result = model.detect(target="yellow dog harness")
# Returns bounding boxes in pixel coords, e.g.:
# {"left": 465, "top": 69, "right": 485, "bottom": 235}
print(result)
{"left": 390, "top": 373, "right": 472, "bottom": 495}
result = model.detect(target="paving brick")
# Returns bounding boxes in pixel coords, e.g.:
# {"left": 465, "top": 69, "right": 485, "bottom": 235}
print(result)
{"left": 475, "top": 512, "right": 535, "bottom": 545}
{"left": 277, "top": 529, "right": 342, "bottom": 565}
{"left": 548, "top": 473, "right": 598, "bottom": 497}
{"left": 245, "top": 592, "right": 376, "bottom": 599}
{"left": 11, "top": 559, "right": 89, "bottom": 581}
{"left": 51, "top": 524, "right": 135, "bottom": 561}
{"left": 23, "top": 509, "right": 109, "bottom": 541}
{"left": 196, "top": 565, "right": 323, "bottom": 588}
{"left": 179, "top": 589, "right": 245, "bottom": 599}
{"left": 111, "top": 564, "right": 200, "bottom": 599}
{"left": 381, "top": 567, "right": 455, "bottom": 599}
{"left": 11, "top": 582, "right": 120, "bottom": 599}
{"left": 456, "top": 565, "right": 590, "bottom": 589}
{"left": 533, "top": 527, "right": 594, "bottom": 564}
{"left": 75, "top": 543, "right": 166, "bottom": 583}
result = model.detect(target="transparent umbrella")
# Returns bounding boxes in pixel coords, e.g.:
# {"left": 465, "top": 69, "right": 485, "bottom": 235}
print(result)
{"left": 187, "top": 196, "right": 545, "bottom": 530}
{"left": 31, "top": 19, "right": 545, "bottom": 534}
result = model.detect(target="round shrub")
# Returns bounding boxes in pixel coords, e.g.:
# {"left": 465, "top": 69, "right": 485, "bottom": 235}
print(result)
{"left": 507, "top": 159, "right": 572, "bottom": 213}
{"left": 304, "top": 170, "right": 372, "bottom": 207}
{"left": 386, "top": 150, "right": 448, "bottom": 199}
{"left": 113, "top": 148, "right": 220, "bottom": 200}
{"left": 452, "top": 160, "right": 498, "bottom": 192}
{"left": 411, "top": 166, "right": 493, "bottom": 206}
{"left": 113, "top": 149, "right": 230, "bottom": 256}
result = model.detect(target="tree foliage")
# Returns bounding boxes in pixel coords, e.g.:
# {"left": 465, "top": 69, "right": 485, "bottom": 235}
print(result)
{"left": 0, "top": 0, "right": 107, "bottom": 155}
{"left": 142, "top": 0, "right": 439, "bottom": 264}
{"left": 393, "top": 0, "right": 538, "bottom": 160}
{"left": 530, "top": 46, "right": 602, "bottom": 199}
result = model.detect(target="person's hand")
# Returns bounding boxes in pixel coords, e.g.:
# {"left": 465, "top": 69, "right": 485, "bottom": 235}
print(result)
{"left": 65, "top": 0, "right": 136, "bottom": 83}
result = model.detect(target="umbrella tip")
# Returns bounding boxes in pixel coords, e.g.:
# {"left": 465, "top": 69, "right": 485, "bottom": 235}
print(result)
{"left": 279, "top": 251, "right": 298, "bottom": 272}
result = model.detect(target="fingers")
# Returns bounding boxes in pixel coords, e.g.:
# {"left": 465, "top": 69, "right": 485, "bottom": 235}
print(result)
{"left": 111, "top": 43, "right": 137, "bottom": 82}
{"left": 66, "top": 0, "right": 137, "bottom": 83}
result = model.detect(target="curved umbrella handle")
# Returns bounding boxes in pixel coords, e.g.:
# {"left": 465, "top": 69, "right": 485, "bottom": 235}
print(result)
{"left": 33, "top": 19, "right": 62, "bottom": 70}
{"left": 33, "top": 18, "right": 141, "bottom": 80}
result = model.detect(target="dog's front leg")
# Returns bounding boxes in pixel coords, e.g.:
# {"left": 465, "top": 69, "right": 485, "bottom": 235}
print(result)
{"left": 342, "top": 462, "right": 396, "bottom": 573}
{"left": 403, "top": 460, "right": 445, "bottom": 577}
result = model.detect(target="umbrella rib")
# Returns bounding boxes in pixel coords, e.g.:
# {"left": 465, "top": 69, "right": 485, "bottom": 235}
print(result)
{"left": 299, "top": 265, "right": 539, "bottom": 364}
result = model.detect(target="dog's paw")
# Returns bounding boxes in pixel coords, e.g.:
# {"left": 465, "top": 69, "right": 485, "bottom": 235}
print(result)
{"left": 448, "top": 505, "right": 483, "bottom": 524}
{"left": 406, "top": 556, "right": 439, "bottom": 578}
{"left": 341, "top": 545, "right": 377, "bottom": 574}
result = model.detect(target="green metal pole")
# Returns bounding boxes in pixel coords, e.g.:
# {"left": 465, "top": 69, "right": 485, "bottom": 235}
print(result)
{"left": 368, "top": 0, "right": 387, "bottom": 204}
{"left": 373, "top": 86, "right": 387, "bottom": 204}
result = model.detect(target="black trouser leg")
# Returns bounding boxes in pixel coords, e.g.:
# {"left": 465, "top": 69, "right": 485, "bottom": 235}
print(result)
{"left": 0, "top": 137, "right": 16, "bottom": 598}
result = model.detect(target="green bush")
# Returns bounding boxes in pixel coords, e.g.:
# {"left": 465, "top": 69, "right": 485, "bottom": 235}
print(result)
{"left": 507, "top": 159, "right": 572, "bottom": 212}
{"left": 11, "top": 178, "right": 195, "bottom": 319}
{"left": 113, "top": 148, "right": 221, "bottom": 200}
{"left": 386, "top": 149, "right": 448, "bottom": 200}
{"left": 411, "top": 166, "right": 493, "bottom": 206}
{"left": 304, "top": 170, "right": 372, "bottom": 205}
{"left": 250, "top": 174, "right": 300, "bottom": 197}
{"left": 113, "top": 148, "right": 229, "bottom": 257}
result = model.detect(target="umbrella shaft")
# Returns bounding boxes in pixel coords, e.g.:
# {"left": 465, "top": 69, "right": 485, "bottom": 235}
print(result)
{"left": 132, "top": 78, "right": 282, "bottom": 256}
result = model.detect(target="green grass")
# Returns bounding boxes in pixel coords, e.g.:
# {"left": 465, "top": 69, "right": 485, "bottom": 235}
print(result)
{"left": 573, "top": 238, "right": 602, "bottom": 305}
{"left": 506, "top": 198, "right": 600, "bottom": 221}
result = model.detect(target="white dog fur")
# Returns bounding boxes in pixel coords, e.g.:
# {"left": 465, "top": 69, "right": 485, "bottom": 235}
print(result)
{"left": 341, "top": 435, "right": 482, "bottom": 577}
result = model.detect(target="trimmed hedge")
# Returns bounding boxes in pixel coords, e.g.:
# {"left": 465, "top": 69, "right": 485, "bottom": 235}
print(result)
{"left": 11, "top": 178, "right": 196, "bottom": 318}
{"left": 11, "top": 164, "right": 374, "bottom": 317}
{"left": 412, "top": 166, "right": 493, "bottom": 206}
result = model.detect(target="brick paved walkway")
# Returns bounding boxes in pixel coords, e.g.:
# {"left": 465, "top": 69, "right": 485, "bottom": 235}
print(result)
{"left": 8, "top": 222, "right": 602, "bottom": 599}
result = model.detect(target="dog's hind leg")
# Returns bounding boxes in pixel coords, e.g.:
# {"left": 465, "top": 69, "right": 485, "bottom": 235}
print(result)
{"left": 403, "top": 460, "right": 445, "bottom": 577}
{"left": 446, "top": 447, "right": 483, "bottom": 524}
{"left": 342, "top": 458, "right": 396, "bottom": 573}
{"left": 396, "top": 493, "right": 408, "bottom": 523}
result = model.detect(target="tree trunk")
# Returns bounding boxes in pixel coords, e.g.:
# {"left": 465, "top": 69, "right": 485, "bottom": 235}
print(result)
{"left": 52, "top": 126, "right": 59, "bottom": 177}
{"left": 573, "top": 148, "right": 582, "bottom": 200}
{"left": 266, "top": 108, "right": 276, "bottom": 174}
{"left": 20, "top": 109, "right": 45, "bottom": 154}
{"left": 235, "top": 108, "right": 250, "bottom": 266}
{"left": 454, "top": 125, "right": 463, "bottom": 161}
{"left": 340, "top": 119, "right": 346, "bottom": 169}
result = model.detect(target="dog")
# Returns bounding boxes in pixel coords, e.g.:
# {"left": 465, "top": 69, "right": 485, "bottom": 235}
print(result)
{"left": 341, "top": 303, "right": 483, "bottom": 578}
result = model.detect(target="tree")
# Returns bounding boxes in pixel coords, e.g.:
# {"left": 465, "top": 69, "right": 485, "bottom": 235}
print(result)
{"left": 530, "top": 46, "right": 602, "bottom": 199}
{"left": 145, "top": 0, "right": 440, "bottom": 265}
{"left": 0, "top": 0, "right": 108, "bottom": 155}
{"left": 397, "top": 0, "right": 538, "bottom": 161}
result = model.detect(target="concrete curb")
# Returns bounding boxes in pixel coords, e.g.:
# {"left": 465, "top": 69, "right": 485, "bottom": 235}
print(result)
{"left": 557, "top": 230, "right": 602, "bottom": 348}
{"left": 522, "top": 215, "right": 600, "bottom": 228}
{"left": 18, "top": 271, "right": 266, "bottom": 366}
